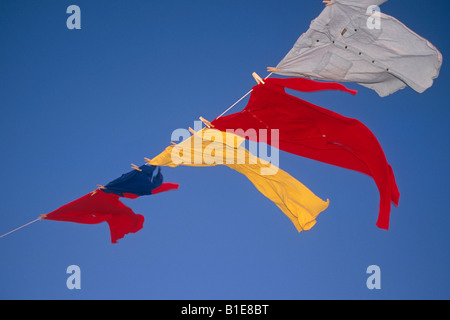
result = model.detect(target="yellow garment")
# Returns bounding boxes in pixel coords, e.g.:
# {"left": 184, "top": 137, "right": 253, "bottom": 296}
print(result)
{"left": 148, "top": 129, "right": 329, "bottom": 231}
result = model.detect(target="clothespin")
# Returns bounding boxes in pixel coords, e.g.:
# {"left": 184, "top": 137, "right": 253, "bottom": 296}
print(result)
{"left": 199, "top": 116, "right": 214, "bottom": 128}
{"left": 267, "top": 67, "right": 280, "bottom": 73}
{"left": 171, "top": 142, "right": 177, "bottom": 145}
{"left": 92, "top": 185, "right": 105, "bottom": 196}
{"left": 252, "top": 72, "right": 265, "bottom": 85}
{"left": 144, "top": 157, "right": 152, "bottom": 164}
{"left": 131, "top": 163, "right": 142, "bottom": 171}
{"left": 188, "top": 127, "right": 195, "bottom": 135}
{"left": 39, "top": 214, "right": 48, "bottom": 220}
{"left": 323, "top": 1, "right": 334, "bottom": 6}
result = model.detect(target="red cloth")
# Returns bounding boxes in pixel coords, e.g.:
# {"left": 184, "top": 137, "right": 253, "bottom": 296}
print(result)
{"left": 44, "top": 190, "right": 144, "bottom": 243}
{"left": 211, "top": 78, "right": 399, "bottom": 230}
{"left": 121, "top": 183, "right": 179, "bottom": 199}
{"left": 151, "top": 182, "right": 180, "bottom": 195}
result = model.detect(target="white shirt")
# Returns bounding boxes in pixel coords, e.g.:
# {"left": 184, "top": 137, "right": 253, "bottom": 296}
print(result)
{"left": 275, "top": 0, "right": 443, "bottom": 97}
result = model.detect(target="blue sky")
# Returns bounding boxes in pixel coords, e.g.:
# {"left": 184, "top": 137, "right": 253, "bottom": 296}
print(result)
{"left": 0, "top": 0, "right": 449, "bottom": 300}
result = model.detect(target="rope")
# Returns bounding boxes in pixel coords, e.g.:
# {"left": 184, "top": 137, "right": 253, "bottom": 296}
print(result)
{"left": 0, "top": 72, "right": 274, "bottom": 241}
{"left": 215, "top": 72, "right": 273, "bottom": 119}
{"left": 0, "top": 217, "right": 43, "bottom": 239}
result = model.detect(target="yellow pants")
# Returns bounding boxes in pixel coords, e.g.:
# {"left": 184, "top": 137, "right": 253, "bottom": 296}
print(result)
{"left": 148, "top": 129, "right": 329, "bottom": 231}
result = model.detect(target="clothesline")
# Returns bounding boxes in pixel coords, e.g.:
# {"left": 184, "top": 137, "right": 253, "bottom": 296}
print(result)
{"left": 0, "top": 216, "right": 43, "bottom": 239}
{"left": 0, "top": 71, "right": 274, "bottom": 241}
{"left": 215, "top": 72, "right": 273, "bottom": 120}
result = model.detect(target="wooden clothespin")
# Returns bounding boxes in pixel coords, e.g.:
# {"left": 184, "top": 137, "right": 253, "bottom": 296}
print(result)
{"left": 252, "top": 72, "right": 265, "bottom": 85}
{"left": 323, "top": 1, "right": 334, "bottom": 6}
{"left": 131, "top": 163, "right": 142, "bottom": 171}
{"left": 188, "top": 127, "right": 195, "bottom": 135}
{"left": 144, "top": 157, "right": 152, "bottom": 164}
{"left": 199, "top": 116, "right": 214, "bottom": 128}
{"left": 171, "top": 142, "right": 177, "bottom": 145}
{"left": 267, "top": 67, "right": 280, "bottom": 73}
{"left": 39, "top": 214, "right": 48, "bottom": 220}
{"left": 92, "top": 185, "right": 105, "bottom": 196}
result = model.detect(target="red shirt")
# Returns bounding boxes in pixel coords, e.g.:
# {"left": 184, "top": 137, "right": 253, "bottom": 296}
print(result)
{"left": 212, "top": 78, "right": 399, "bottom": 229}
{"left": 45, "top": 190, "right": 144, "bottom": 243}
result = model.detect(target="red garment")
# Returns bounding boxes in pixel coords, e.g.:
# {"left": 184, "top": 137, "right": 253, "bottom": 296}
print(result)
{"left": 44, "top": 190, "right": 144, "bottom": 243}
{"left": 121, "top": 182, "right": 180, "bottom": 199}
{"left": 211, "top": 78, "right": 399, "bottom": 230}
{"left": 151, "top": 182, "right": 180, "bottom": 195}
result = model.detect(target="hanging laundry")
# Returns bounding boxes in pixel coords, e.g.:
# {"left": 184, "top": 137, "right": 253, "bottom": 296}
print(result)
{"left": 272, "top": 0, "right": 442, "bottom": 97}
{"left": 43, "top": 190, "right": 145, "bottom": 244}
{"left": 211, "top": 77, "right": 399, "bottom": 230}
{"left": 148, "top": 129, "right": 329, "bottom": 232}
{"left": 101, "top": 164, "right": 179, "bottom": 199}
{"left": 42, "top": 165, "right": 179, "bottom": 243}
